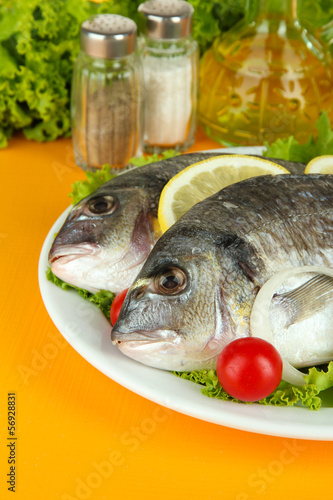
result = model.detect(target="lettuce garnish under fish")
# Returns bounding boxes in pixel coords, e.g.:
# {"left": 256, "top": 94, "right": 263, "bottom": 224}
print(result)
{"left": 175, "top": 364, "right": 333, "bottom": 411}
{"left": 47, "top": 147, "right": 333, "bottom": 410}
{"left": 69, "top": 165, "right": 117, "bottom": 205}
{"left": 69, "top": 151, "right": 179, "bottom": 205}
{"left": 46, "top": 267, "right": 114, "bottom": 320}
{"left": 263, "top": 112, "right": 333, "bottom": 163}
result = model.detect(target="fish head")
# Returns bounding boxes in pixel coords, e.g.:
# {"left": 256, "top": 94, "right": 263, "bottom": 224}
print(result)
{"left": 111, "top": 224, "right": 236, "bottom": 371}
{"left": 49, "top": 184, "right": 159, "bottom": 293}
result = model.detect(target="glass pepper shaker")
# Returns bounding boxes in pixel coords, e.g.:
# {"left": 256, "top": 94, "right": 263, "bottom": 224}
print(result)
{"left": 71, "top": 14, "right": 142, "bottom": 172}
{"left": 138, "top": 0, "right": 199, "bottom": 154}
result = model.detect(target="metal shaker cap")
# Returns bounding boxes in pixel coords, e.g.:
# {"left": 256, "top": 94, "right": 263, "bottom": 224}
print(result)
{"left": 138, "top": 0, "right": 194, "bottom": 40}
{"left": 80, "top": 14, "right": 137, "bottom": 59}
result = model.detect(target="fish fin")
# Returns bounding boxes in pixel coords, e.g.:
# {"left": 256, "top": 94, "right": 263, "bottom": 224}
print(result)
{"left": 276, "top": 274, "right": 333, "bottom": 327}
{"left": 216, "top": 234, "right": 262, "bottom": 284}
{"left": 238, "top": 260, "right": 258, "bottom": 284}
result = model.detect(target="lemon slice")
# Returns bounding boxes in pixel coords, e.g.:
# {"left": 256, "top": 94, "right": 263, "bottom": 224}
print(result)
{"left": 304, "top": 155, "right": 333, "bottom": 174}
{"left": 158, "top": 155, "right": 290, "bottom": 233}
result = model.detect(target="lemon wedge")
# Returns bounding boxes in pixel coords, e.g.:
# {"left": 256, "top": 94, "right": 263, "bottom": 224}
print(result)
{"left": 158, "top": 155, "right": 290, "bottom": 233}
{"left": 304, "top": 155, "right": 333, "bottom": 174}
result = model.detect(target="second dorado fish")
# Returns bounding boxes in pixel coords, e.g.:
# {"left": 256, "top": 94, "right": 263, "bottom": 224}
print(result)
{"left": 112, "top": 174, "right": 333, "bottom": 371}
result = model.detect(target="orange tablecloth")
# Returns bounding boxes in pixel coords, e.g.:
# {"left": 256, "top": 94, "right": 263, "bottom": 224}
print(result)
{"left": 1, "top": 127, "right": 333, "bottom": 500}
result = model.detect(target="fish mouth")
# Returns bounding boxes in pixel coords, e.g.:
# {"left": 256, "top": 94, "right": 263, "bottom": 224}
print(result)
{"left": 111, "top": 329, "right": 178, "bottom": 345}
{"left": 48, "top": 243, "right": 100, "bottom": 265}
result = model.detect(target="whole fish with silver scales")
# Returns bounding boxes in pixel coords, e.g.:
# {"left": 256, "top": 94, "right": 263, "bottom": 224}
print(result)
{"left": 49, "top": 153, "right": 304, "bottom": 293}
{"left": 111, "top": 174, "right": 333, "bottom": 372}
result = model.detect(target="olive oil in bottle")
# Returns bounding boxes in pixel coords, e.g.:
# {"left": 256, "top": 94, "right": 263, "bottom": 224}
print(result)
{"left": 199, "top": 0, "right": 333, "bottom": 145}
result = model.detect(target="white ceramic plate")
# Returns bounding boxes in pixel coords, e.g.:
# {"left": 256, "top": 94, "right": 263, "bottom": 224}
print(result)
{"left": 38, "top": 147, "right": 333, "bottom": 441}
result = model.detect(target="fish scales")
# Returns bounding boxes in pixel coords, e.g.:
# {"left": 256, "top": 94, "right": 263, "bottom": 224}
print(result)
{"left": 174, "top": 174, "right": 333, "bottom": 273}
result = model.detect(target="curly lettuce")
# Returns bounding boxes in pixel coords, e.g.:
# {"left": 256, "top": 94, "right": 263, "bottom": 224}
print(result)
{"left": 69, "top": 164, "right": 117, "bottom": 205}
{"left": 46, "top": 267, "right": 114, "bottom": 320}
{"left": 176, "top": 363, "right": 333, "bottom": 410}
{"left": 0, "top": 0, "right": 240, "bottom": 146}
{"left": 69, "top": 150, "right": 179, "bottom": 205}
{"left": 263, "top": 112, "right": 333, "bottom": 163}
{"left": 3, "top": 0, "right": 333, "bottom": 147}
{"left": 0, "top": 0, "right": 140, "bottom": 147}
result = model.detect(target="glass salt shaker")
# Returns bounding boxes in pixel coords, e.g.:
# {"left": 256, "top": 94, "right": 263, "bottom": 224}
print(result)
{"left": 71, "top": 14, "right": 142, "bottom": 172}
{"left": 138, "top": 0, "right": 199, "bottom": 154}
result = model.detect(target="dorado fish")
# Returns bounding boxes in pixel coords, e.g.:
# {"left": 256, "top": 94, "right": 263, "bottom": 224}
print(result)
{"left": 49, "top": 153, "right": 304, "bottom": 293}
{"left": 49, "top": 153, "right": 217, "bottom": 292}
{"left": 111, "top": 174, "right": 333, "bottom": 371}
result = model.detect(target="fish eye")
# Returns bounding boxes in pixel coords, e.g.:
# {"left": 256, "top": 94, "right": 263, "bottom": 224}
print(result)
{"left": 154, "top": 267, "right": 187, "bottom": 295}
{"left": 85, "top": 195, "right": 118, "bottom": 216}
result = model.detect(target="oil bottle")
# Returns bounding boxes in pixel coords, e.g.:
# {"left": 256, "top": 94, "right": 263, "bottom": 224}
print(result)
{"left": 199, "top": 0, "right": 333, "bottom": 145}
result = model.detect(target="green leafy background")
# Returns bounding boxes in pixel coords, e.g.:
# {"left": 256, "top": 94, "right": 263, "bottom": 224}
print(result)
{"left": 1, "top": 0, "right": 333, "bottom": 148}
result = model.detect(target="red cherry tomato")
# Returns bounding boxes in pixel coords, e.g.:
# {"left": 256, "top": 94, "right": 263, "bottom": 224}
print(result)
{"left": 110, "top": 289, "right": 129, "bottom": 326}
{"left": 216, "top": 337, "right": 283, "bottom": 402}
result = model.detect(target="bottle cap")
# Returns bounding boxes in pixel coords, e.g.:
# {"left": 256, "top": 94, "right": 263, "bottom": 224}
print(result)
{"left": 138, "top": 0, "right": 194, "bottom": 40}
{"left": 80, "top": 14, "right": 137, "bottom": 59}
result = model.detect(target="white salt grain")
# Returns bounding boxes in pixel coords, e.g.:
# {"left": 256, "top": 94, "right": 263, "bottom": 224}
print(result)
{"left": 143, "top": 55, "right": 193, "bottom": 146}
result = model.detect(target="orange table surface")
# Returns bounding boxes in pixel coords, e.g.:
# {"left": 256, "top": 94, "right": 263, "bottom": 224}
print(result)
{"left": 1, "top": 127, "right": 333, "bottom": 500}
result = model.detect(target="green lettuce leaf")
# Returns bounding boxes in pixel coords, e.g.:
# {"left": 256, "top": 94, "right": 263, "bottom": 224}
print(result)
{"left": 263, "top": 112, "right": 333, "bottom": 163}
{"left": 300, "top": 0, "right": 333, "bottom": 29}
{"left": 2, "top": 0, "right": 333, "bottom": 147}
{"left": 0, "top": 0, "right": 140, "bottom": 147}
{"left": 175, "top": 363, "right": 333, "bottom": 410}
{"left": 46, "top": 267, "right": 114, "bottom": 320}
{"left": 304, "top": 362, "right": 333, "bottom": 391}
{"left": 69, "top": 150, "right": 180, "bottom": 204}
{"left": 69, "top": 164, "right": 117, "bottom": 205}
{"left": 128, "top": 149, "right": 180, "bottom": 167}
